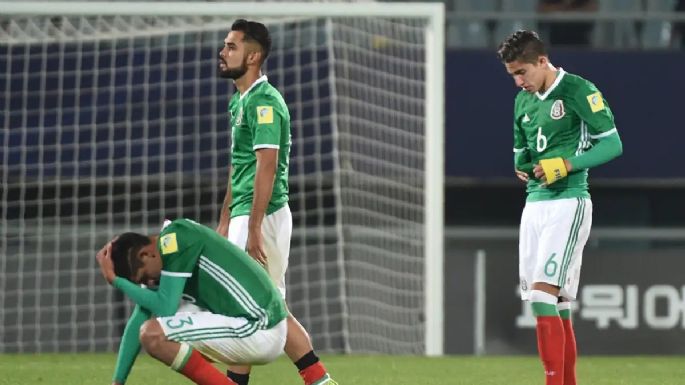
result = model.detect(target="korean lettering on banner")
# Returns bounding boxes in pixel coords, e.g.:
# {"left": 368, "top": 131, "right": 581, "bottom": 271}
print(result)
{"left": 515, "top": 284, "right": 685, "bottom": 330}
{"left": 580, "top": 285, "right": 638, "bottom": 329}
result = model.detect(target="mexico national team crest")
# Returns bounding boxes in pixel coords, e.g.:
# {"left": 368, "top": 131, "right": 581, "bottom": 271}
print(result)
{"left": 550, "top": 99, "right": 565, "bottom": 120}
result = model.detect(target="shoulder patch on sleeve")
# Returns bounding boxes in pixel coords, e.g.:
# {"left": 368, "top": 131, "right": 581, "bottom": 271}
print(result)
{"left": 256, "top": 106, "right": 274, "bottom": 124}
{"left": 160, "top": 233, "right": 178, "bottom": 254}
{"left": 586, "top": 92, "right": 605, "bottom": 113}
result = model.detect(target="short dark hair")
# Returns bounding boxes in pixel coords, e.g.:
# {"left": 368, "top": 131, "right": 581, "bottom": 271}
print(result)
{"left": 111, "top": 232, "right": 150, "bottom": 280}
{"left": 231, "top": 19, "right": 271, "bottom": 64}
{"left": 497, "top": 30, "right": 547, "bottom": 64}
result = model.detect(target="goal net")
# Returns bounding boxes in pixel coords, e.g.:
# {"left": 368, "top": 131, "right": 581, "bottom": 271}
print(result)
{"left": 0, "top": 1, "right": 444, "bottom": 355}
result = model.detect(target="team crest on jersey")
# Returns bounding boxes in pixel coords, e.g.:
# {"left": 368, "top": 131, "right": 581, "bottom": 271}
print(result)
{"left": 234, "top": 107, "right": 243, "bottom": 126}
{"left": 550, "top": 100, "right": 565, "bottom": 120}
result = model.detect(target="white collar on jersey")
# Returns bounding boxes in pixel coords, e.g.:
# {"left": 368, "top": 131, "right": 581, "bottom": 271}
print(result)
{"left": 535, "top": 66, "right": 566, "bottom": 101}
{"left": 239, "top": 74, "right": 268, "bottom": 101}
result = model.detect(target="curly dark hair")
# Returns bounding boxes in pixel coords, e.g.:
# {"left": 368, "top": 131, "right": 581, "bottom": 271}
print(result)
{"left": 110, "top": 232, "right": 150, "bottom": 281}
{"left": 231, "top": 19, "right": 272, "bottom": 64}
{"left": 497, "top": 30, "right": 547, "bottom": 64}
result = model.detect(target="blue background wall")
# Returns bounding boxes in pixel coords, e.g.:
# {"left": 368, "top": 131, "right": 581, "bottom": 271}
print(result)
{"left": 445, "top": 49, "right": 685, "bottom": 179}
{"left": 3, "top": 46, "right": 684, "bottom": 179}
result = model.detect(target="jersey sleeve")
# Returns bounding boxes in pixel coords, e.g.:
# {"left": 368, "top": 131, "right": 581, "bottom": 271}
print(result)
{"left": 513, "top": 122, "right": 527, "bottom": 153}
{"left": 112, "top": 305, "right": 149, "bottom": 384}
{"left": 572, "top": 82, "right": 617, "bottom": 138}
{"left": 567, "top": 81, "right": 623, "bottom": 170}
{"left": 159, "top": 221, "right": 203, "bottom": 277}
{"left": 247, "top": 95, "right": 284, "bottom": 150}
{"left": 513, "top": 95, "right": 533, "bottom": 174}
{"left": 112, "top": 275, "right": 186, "bottom": 316}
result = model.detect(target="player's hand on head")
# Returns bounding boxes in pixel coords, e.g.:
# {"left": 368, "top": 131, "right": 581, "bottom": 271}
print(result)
{"left": 246, "top": 230, "right": 267, "bottom": 266}
{"left": 96, "top": 241, "right": 116, "bottom": 284}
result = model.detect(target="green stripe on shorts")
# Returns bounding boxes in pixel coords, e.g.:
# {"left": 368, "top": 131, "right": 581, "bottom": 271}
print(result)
{"left": 167, "top": 323, "right": 258, "bottom": 341}
{"left": 558, "top": 198, "right": 585, "bottom": 287}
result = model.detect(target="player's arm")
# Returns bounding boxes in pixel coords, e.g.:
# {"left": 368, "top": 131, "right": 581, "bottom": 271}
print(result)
{"left": 217, "top": 166, "right": 233, "bottom": 237}
{"left": 536, "top": 87, "right": 623, "bottom": 184}
{"left": 112, "top": 274, "right": 186, "bottom": 317}
{"left": 567, "top": 133, "right": 622, "bottom": 170}
{"left": 96, "top": 225, "right": 199, "bottom": 316}
{"left": 112, "top": 305, "right": 151, "bottom": 385}
{"left": 514, "top": 147, "right": 533, "bottom": 182}
{"left": 567, "top": 87, "right": 623, "bottom": 170}
{"left": 513, "top": 98, "right": 533, "bottom": 181}
{"left": 251, "top": 148, "right": 277, "bottom": 227}
{"left": 247, "top": 101, "right": 282, "bottom": 264}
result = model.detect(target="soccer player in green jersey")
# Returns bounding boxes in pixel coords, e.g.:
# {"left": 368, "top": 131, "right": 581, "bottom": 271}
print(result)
{"left": 497, "top": 30, "right": 623, "bottom": 385}
{"left": 95, "top": 218, "right": 288, "bottom": 385}
{"left": 215, "top": 20, "right": 335, "bottom": 385}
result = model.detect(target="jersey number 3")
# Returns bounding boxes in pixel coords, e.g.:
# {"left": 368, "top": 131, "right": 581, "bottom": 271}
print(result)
{"left": 166, "top": 316, "right": 194, "bottom": 329}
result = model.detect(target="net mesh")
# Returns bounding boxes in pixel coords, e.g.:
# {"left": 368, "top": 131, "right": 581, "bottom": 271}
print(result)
{"left": 0, "top": 12, "right": 428, "bottom": 354}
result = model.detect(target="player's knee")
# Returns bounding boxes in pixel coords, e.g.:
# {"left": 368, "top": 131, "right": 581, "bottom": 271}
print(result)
{"left": 139, "top": 319, "right": 165, "bottom": 351}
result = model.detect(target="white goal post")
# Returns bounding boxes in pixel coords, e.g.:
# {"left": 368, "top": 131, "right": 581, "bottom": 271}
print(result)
{"left": 0, "top": 1, "right": 444, "bottom": 355}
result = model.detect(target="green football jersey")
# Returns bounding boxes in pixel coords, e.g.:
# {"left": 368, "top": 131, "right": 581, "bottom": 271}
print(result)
{"left": 158, "top": 218, "right": 287, "bottom": 329}
{"left": 229, "top": 75, "right": 291, "bottom": 218}
{"left": 513, "top": 69, "right": 617, "bottom": 201}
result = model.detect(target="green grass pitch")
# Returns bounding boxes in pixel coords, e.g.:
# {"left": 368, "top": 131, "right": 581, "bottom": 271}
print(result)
{"left": 2, "top": 354, "right": 685, "bottom": 385}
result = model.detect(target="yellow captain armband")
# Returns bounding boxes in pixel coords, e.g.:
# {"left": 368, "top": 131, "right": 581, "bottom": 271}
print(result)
{"left": 539, "top": 157, "right": 568, "bottom": 185}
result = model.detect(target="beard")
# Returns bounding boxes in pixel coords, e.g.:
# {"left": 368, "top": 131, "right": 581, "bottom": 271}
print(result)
{"left": 219, "top": 58, "right": 248, "bottom": 80}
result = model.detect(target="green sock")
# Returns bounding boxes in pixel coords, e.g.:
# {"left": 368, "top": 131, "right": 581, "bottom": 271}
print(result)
{"left": 532, "top": 302, "right": 559, "bottom": 317}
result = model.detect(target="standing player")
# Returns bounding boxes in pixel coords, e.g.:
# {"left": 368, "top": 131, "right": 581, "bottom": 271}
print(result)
{"left": 96, "top": 218, "right": 288, "bottom": 385}
{"left": 215, "top": 19, "right": 336, "bottom": 385}
{"left": 497, "top": 30, "right": 623, "bottom": 385}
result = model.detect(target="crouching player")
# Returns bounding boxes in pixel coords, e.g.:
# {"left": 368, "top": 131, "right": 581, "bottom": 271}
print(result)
{"left": 96, "top": 218, "right": 288, "bottom": 385}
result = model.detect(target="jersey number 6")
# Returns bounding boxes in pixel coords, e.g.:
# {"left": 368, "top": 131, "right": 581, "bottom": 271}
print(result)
{"left": 536, "top": 127, "right": 548, "bottom": 152}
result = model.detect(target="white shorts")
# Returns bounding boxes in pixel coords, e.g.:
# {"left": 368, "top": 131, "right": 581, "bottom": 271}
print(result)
{"left": 228, "top": 205, "right": 291, "bottom": 298}
{"left": 519, "top": 198, "right": 592, "bottom": 301}
{"left": 158, "top": 312, "right": 287, "bottom": 365}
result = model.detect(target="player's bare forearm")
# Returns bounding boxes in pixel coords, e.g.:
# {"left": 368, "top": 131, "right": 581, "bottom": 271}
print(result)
{"left": 246, "top": 149, "right": 277, "bottom": 265}
{"left": 249, "top": 149, "right": 277, "bottom": 231}
{"left": 217, "top": 167, "right": 232, "bottom": 236}
{"left": 219, "top": 183, "right": 232, "bottom": 222}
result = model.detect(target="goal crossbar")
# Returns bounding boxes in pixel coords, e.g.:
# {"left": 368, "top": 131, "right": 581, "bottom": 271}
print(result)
{"left": 0, "top": 2, "right": 443, "bottom": 19}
